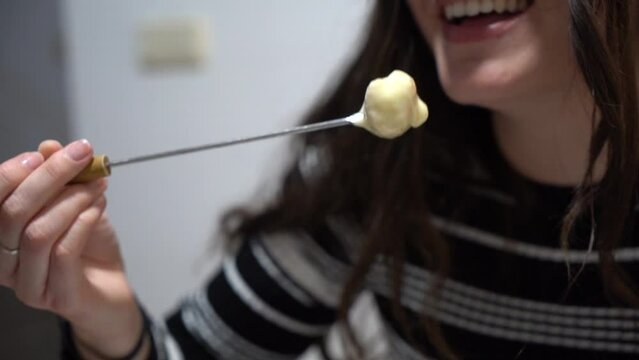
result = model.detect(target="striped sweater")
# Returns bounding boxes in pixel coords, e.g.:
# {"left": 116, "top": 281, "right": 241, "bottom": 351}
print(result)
{"left": 146, "top": 175, "right": 638, "bottom": 359}
{"left": 63, "top": 147, "right": 639, "bottom": 359}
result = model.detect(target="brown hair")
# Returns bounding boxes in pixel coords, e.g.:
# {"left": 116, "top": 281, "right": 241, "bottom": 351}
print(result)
{"left": 224, "top": 0, "right": 639, "bottom": 358}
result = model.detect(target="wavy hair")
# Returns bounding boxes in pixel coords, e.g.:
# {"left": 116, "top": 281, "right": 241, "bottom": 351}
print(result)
{"left": 224, "top": 0, "right": 639, "bottom": 358}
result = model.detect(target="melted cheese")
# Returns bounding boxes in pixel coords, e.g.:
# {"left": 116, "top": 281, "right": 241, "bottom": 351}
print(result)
{"left": 350, "top": 70, "right": 428, "bottom": 139}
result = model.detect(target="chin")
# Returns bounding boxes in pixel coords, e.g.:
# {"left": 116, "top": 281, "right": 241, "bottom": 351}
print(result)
{"left": 439, "top": 73, "right": 523, "bottom": 108}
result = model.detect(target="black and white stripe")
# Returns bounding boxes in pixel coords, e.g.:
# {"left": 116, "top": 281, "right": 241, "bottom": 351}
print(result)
{"left": 158, "top": 234, "right": 340, "bottom": 359}
{"left": 146, "top": 319, "right": 185, "bottom": 360}
{"left": 222, "top": 256, "right": 329, "bottom": 337}
{"left": 258, "top": 232, "right": 346, "bottom": 307}
{"left": 431, "top": 215, "right": 639, "bottom": 263}
{"left": 249, "top": 239, "right": 315, "bottom": 307}
{"left": 369, "top": 263, "right": 639, "bottom": 354}
{"left": 270, "top": 226, "right": 639, "bottom": 354}
{"left": 142, "top": 168, "right": 639, "bottom": 360}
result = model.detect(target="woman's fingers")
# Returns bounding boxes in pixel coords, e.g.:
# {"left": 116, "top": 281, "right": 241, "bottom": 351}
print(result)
{"left": 38, "top": 140, "right": 63, "bottom": 160}
{"left": 0, "top": 140, "right": 93, "bottom": 251}
{"left": 0, "top": 152, "right": 44, "bottom": 286}
{"left": 0, "top": 152, "right": 44, "bottom": 203}
{"left": 13, "top": 180, "right": 107, "bottom": 308}
{"left": 47, "top": 196, "right": 107, "bottom": 317}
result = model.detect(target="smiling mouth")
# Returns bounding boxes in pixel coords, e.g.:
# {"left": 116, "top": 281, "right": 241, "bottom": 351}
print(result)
{"left": 443, "top": 0, "right": 534, "bottom": 25}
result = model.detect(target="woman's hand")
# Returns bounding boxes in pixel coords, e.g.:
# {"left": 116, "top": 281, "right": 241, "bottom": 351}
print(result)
{"left": 0, "top": 140, "right": 146, "bottom": 359}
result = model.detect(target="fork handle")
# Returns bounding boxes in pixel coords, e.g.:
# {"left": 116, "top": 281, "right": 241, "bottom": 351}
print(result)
{"left": 71, "top": 155, "right": 111, "bottom": 183}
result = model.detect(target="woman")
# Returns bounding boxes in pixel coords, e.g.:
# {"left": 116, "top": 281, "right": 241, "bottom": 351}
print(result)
{"left": 0, "top": 0, "right": 637, "bottom": 358}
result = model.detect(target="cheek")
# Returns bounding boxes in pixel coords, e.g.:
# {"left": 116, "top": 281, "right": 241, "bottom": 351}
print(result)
{"left": 437, "top": 60, "right": 521, "bottom": 105}
{"left": 435, "top": 36, "right": 568, "bottom": 107}
{"left": 406, "top": 0, "right": 440, "bottom": 46}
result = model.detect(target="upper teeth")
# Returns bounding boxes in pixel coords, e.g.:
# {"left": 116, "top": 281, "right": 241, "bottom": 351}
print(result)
{"left": 445, "top": 0, "right": 528, "bottom": 21}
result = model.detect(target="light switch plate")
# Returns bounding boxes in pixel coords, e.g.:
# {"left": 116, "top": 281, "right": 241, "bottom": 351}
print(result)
{"left": 138, "top": 17, "right": 211, "bottom": 70}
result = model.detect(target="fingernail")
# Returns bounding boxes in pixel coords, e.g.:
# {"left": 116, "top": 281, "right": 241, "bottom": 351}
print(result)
{"left": 21, "top": 152, "right": 43, "bottom": 170}
{"left": 65, "top": 139, "right": 92, "bottom": 161}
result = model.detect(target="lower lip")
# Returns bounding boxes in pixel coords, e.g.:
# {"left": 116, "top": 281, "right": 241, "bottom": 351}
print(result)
{"left": 443, "top": 12, "right": 524, "bottom": 43}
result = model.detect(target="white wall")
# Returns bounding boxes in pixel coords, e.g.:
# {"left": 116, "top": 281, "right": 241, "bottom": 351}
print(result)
{"left": 61, "top": 0, "right": 372, "bottom": 318}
